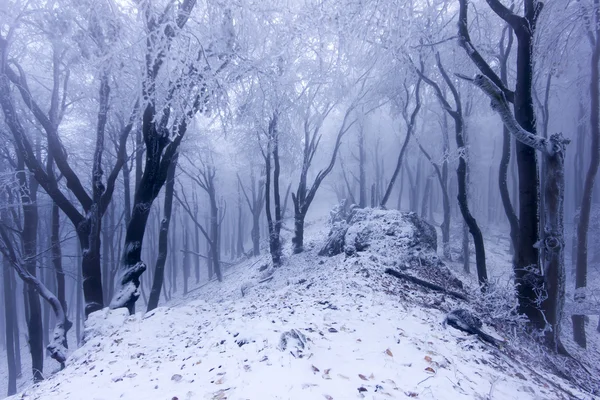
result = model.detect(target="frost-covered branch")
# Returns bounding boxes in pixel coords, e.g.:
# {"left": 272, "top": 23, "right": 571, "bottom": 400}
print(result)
{"left": 0, "top": 224, "right": 70, "bottom": 368}
{"left": 470, "top": 74, "right": 550, "bottom": 154}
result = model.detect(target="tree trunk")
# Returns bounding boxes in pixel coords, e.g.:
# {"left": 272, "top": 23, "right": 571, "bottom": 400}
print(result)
{"left": 209, "top": 193, "right": 222, "bottom": 281}
{"left": 194, "top": 194, "right": 201, "bottom": 283}
{"left": 358, "top": 127, "right": 367, "bottom": 208}
{"left": 265, "top": 114, "right": 283, "bottom": 267}
{"left": 18, "top": 168, "right": 44, "bottom": 382}
{"left": 147, "top": 156, "right": 178, "bottom": 312}
{"left": 473, "top": 73, "right": 569, "bottom": 350}
{"left": 237, "top": 185, "right": 244, "bottom": 258}
{"left": 420, "top": 175, "right": 432, "bottom": 220}
{"left": 462, "top": 222, "right": 470, "bottom": 274}
{"left": 76, "top": 245, "right": 82, "bottom": 345}
{"left": 0, "top": 224, "right": 70, "bottom": 369}
{"left": 512, "top": 5, "right": 543, "bottom": 331}
{"left": 183, "top": 225, "right": 190, "bottom": 295}
{"left": 573, "top": 19, "right": 600, "bottom": 348}
{"left": 51, "top": 203, "right": 67, "bottom": 318}
{"left": 541, "top": 137, "right": 568, "bottom": 350}
{"left": 2, "top": 256, "right": 17, "bottom": 396}
{"left": 123, "top": 160, "right": 132, "bottom": 227}
{"left": 252, "top": 212, "right": 260, "bottom": 256}
{"left": 380, "top": 77, "right": 421, "bottom": 207}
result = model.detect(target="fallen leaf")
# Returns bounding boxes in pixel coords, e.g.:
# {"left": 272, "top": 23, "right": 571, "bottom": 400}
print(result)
{"left": 405, "top": 391, "right": 418, "bottom": 397}
{"left": 324, "top": 395, "right": 333, "bottom": 400}
{"left": 301, "top": 383, "right": 318, "bottom": 389}
{"left": 358, "top": 374, "right": 368, "bottom": 381}
{"left": 385, "top": 349, "right": 394, "bottom": 357}
{"left": 424, "top": 367, "right": 436, "bottom": 374}
{"left": 171, "top": 374, "right": 183, "bottom": 382}
{"left": 424, "top": 356, "right": 432, "bottom": 363}
{"left": 215, "top": 376, "right": 224, "bottom": 384}
{"left": 369, "top": 373, "right": 375, "bottom": 380}
{"left": 312, "top": 365, "right": 320, "bottom": 373}
{"left": 357, "top": 387, "right": 368, "bottom": 392}
{"left": 324, "top": 368, "right": 331, "bottom": 374}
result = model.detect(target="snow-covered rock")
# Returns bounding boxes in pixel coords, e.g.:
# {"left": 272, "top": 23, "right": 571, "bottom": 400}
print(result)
{"left": 321, "top": 208, "right": 462, "bottom": 292}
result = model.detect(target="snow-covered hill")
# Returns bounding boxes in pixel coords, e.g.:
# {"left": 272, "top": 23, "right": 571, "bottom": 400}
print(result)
{"left": 7, "top": 209, "right": 597, "bottom": 400}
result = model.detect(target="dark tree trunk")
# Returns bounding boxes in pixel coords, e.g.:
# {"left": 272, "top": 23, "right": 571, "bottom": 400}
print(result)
{"left": 18, "top": 166, "right": 44, "bottom": 382}
{"left": 370, "top": 184, "right": 376, "bottom": 208}
{"left": 473, "top": 73, "right": 569, "bottom": 351}
{"left": 51, "top": 203, "right": 67, "bottom": 318}
{"left": 462, "top": 222, "right": 470, "bottom": 274}
{"left": 76, "top": 245, "right": 82, "bottom": 345}
{"left": 458, "top": 0, "right": 543, "bottom": 327}
{"left": 194, "top": 191, "right": 201, "bottom": 283}
{"left": 406, "top": 164, "right": 416, "bottom": 212}
{"left": 205, "top": 214, "right": 213, "bottom": 280}
{"left": 265, "top": 114, "right": 283, "bottom": 266}
{"left": 2, "top": 256, "right": 17, "bottom": 396}
{"left": 123, "top": 159, "right": 132, "bottom": 227}
{"left": 573, "top": 15, "right": 600, "bottom": 348}
{"left": 440, "top": 114, "right": 451, "bottom": 260}
{"left": 147, "top": 155, "right": 178, "bottom": 312}
{"left": 0, "top": 224, "right": 70, "bottom": 369}
{"left": 572, "top": 100, "right": 586, "bottom": 274}
{"left": 417, "top": 54, "right": 488, "bottom": 286}
{"left": 397, "top": 164, "right": 405, "bottom": 210}
{"left": 183, "top": 225, "right": 190, "bottom": 295}
{"left": 455, "top": 109, "right": 487, "bottom": 287}
{"left": 508, "top": 0, "right": 545, "bottom": 330}
{"left": 209, "top": 191, "right": 222, "bottom": 281}
{"left": 358, "top": 126, "right": 367, "bottom": 208}
{"left": 236, "top": 186, "right": 244, "bottom": 258}
{"left": 420, "top": 175, "right": 432, "bottom": 220}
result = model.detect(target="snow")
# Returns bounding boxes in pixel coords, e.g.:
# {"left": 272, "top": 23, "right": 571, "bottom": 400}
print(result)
{"left": 4, "top": 211, "right": 596, "bottom": 400}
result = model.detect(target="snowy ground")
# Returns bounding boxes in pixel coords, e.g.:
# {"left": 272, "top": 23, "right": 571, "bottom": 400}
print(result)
{"left": 3, "top": 212, "right": 598, "bottom": 400}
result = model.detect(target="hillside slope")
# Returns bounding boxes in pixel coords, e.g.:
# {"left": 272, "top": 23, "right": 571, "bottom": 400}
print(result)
{"left": 8, "top": 210, "right": 595, "bottom": 400}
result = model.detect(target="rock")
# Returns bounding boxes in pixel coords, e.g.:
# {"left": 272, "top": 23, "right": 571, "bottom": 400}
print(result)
{"left": 319, "top": 221, "right": 348, "bottom": 256}
{"left": 319, "top": 207, "right": 462, "bottom": 291}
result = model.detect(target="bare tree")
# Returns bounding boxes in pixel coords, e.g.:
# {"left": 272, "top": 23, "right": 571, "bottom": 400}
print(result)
{"left": 0, "top": 11, "right": 134, "bottom": 318}
{"left": 292, "top": 104, "right": 358, "bottom": 253}
{"left": 573, "top": 0, "right": 600, "bottom": 348}
{"left": 0, "top": 219, "right": 69, "bottom": 371}
{"left": 147, "top": 155, "right": 179, "bottom": 312}
{"left": 238, "top": 170, "right": 265, "bottom": 256}
{"left": 110, "top": 0, "right": 209, "bottom": 312}
{"left": 381, "top": 74, "right": 423, "bottom": 207}
{"left": 458, "top": 0, "right": 545, "bottom": 330}
{"left": 417, "top": 54, "right": 488, "bottom": 287}
{"left": 471, "top": 74, "right": 569, "bottom": 351}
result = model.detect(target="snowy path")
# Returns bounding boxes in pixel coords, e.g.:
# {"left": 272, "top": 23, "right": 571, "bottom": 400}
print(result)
{"left": 10, "top": 251, "right": 582, "bottom": 400}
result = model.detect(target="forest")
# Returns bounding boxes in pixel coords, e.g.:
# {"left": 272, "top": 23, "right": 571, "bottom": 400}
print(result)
{"left": 0, "top": 0, "right": 599, "bottom": 398}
